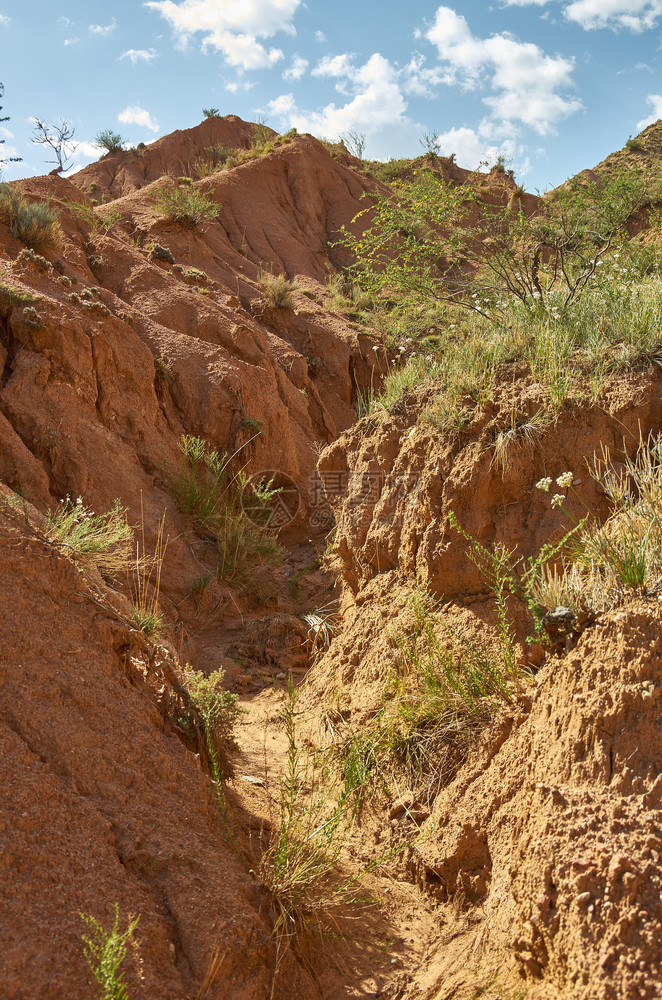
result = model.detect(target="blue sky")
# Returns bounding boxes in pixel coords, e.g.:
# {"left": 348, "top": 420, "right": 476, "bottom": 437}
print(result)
{"left": 1, "top": 0, "right": 662, "bottom": 192}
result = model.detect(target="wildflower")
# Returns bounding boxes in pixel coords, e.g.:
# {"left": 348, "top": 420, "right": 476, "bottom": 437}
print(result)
{"left": 372, "top": 345, "right": 379, "bottom": 352}
{"left": 536, "top": 477, "right": 552, "bottom": 492}
{"left": 556, "top": 471, "right": 573, "bottom": 489}
{"left": 551, "top": 494, "right": 565, "bottom": 508}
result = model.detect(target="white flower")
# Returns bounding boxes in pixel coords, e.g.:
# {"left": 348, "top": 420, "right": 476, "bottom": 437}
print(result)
{"left": 556, "top": 471, "right": 573, "bottom": 489}
{"left": 536, "top": 477, "right": 552, "bottom": 492}
{"left": 551, "top": 494, "right": 565, "bottom": 508}
{"left": 372, "top": 345, "right": 379, "bottom": 352}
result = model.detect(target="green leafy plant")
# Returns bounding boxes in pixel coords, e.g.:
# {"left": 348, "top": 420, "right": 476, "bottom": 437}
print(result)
{"left": 152, "top": 182, "right": 218, "bottom": 228}
{"left": 182, "top": 665, "right": 241, "bottom": 813}
{"left": 202, "top": 107, "right": 221, "bottom": 119}
{"left": 80, "top": 904, "right": 140, "bottom": 1000}
{"left": 94, "top": 130, "right": 126, "bottom": 153}
{"left": 341, "top": 164, "right": 647, "bottom": 320}
{"left": 0, "top": 183, "right": 61, "bottom": 253}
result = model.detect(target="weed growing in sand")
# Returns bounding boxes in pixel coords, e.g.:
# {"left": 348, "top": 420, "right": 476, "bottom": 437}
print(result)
{"left": 80, "top": 904, "right": 140, "bottom": 1000}
{"left": 46, "top": 496, "right": 133, "bottom": 578}
{"left": 258, "top": 270, "right": 298, "bottom": 309}
{"left": 130, "top": 503, "right": 167, "bottom": 637}
{"left": 257, "top": 677, "right": 371, "bottom": 968}
{"left": 0, "top": 280, "right": 37, "bottom": 313}
{"left": 153, "top": 182, "right": 218, "bottom": 229}
{"left": 167, "top": 435, "right": 283, "bottom": 585}
{"left": 0, "top": 183, "right": 61, "bottom": 254}
{"left": 182, "top": 665, "right": 241, "bottom": 813}
{"left": 373, "top": 585, "right": 530, "bottom": 794}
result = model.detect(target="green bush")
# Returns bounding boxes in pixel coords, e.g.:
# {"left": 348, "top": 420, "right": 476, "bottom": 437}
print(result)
{"left": 0, "top": 183, "right": 61, "bottom": 254}
{"left": 94, "top": 129, "right": 126, "bottom": 153}
{"left": 152, "top": 183, "right": 218, "bottom": 228}
{"left": 258, "top": 271, "right": 297, "bottom": 309}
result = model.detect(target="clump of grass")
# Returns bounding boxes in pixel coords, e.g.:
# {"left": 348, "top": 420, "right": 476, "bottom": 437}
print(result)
{"left": 374, "top": 585, "right": 529, "bottom": 794}
{"left": 46, "top": 496, "right": 133, "bottom": 578}
{"left": 167, "top": 435, "right": 283, "bottom": 585}
{"left": 532, "top": 437, "right": 662, "bottom": 616}
{"left": 152, "top": 183, "right": 218, "bottom": 228}
{"left": 130, "top": 502, "right": 167, "bottom": 637}
{"left": 258, "top": 271, "right": 298, "bottom": 309}
{"left": 257, "top": 677, "right": 371, "bottom": 973}
{"left": 80, "top": 904, "right": 140, "bottom": 1000}
{"left": 0, "top": 183, "right": 61, "bottom": 254}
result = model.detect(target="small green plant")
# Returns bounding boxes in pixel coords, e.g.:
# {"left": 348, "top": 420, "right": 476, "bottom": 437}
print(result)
{"left": 94, "top": 130, "right": 126, "bottom": 153}
{"left": 154, "top": 355, "right": 174, "bottom": 383}
{"left": 184, "top": 266, "right": 208, "bottom": 282}
{"left": 0, "top": 281, "right": 37, "bottom": 313}
{"left": 80, "top": 904, "right": 140, "bottom": 1000}
{"left": 258, "top": 270, "right": 297, "bottom": 309}
{"left": 0, "top": 184, "right": 61, "bottom": 253}
{"left": 202, "top": 107, "right": 221, "bottom": 118}
{"left": 152, "top": 182, "right": 218, "bottom": 228}
{"left": 16, "top": 247, "right": 51, "bottom": 270}
{"left": 626, "top": 135, "right": 644, "bottom": 153}
{"left": 193, "top": 143, "right": 235, "bottom": 178}
{"left": 46, "top": 496, "right": 133, "bottom": 578}
{"left": 182, "top": 665, "right": 241, "bottom": 810}
{"left": 22, "top": 305, "right": 44, "bottom": 329}
{"left": 147, "top": 241, "right": 175, "bottom": 264}
{"left": 251, "top": 116, "right": 272, "bottom": 148}
{"left": 166, "top": 435, "right": 283, "bottom": 585}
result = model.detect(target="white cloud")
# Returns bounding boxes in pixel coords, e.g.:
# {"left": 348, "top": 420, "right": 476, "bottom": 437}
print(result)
{"left": 283, "top": 54, "right": 308, "bottom": 81}
{"left": 89, "top": 18, "right": 117, "bottom": 36}
{"left": 637, "top": 93, "right": 662, "bottom": 129}
{"left": 225, "top": 79, "right": 255, "bottom": 93}
{"left": 564, "top": 0, "right": 662, "bottom": 31}
{"left": 501, "top": 0, "right": 662, "bottom": 31}
{"left": 267, "top": 52, "right": 410, "bottom": 144}
{"left": 0, "top": 126, "right": 13, "bottom": 139}
{"left": 145, "top": 0, "right": 301, "bottom": 70}
{"left": 0, "top": 14, "right": 10, "bottom": 26}
{"left": 64, "top": 37, "right": 80, "bottom": 46}
{"left": 119, "top": 104, "right": 159, "bottom": 132}
{"left": 315, "top": 30, "right": 327, "bottom": 43}
{"left": 57, "top": 15, "right": 73, "bottom": 28}
{"left": 120, "top": 47, "right": 159, "bottom": 64}
{"left": 424, "top": 7, "right": 582, "bottom": 135}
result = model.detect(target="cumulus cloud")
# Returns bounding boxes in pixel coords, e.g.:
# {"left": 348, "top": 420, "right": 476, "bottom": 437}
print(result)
{"left": 89, "top": 18, "right": 117, "bottom": 36}
{"left": 637, "top": 93, "right": 662, "bottom": 129}
{"left": 283, "top": 54, "right": 308, "bottom": 82}
{"left": 145, "top": 0, "right": 301, "bottom": 70}
{"left": 118, "top": 104, "right": 159, "bottom": 132}
{"left": 120, "top": 48, "right": 159, "bottom": 64}
{"left": 267, "top": 52, "right": 409, "bottom": 143}
{"left": 64, "top": 37, "right": 80, "bottom": 46}
{"left": 501, "top": 0, "right": 662, "bottom": 31}
{"left": 564, "top": 0, "right": 662, "bottom": 31}
{"left": 0, "top": 14, "right": 10, "bottom": 26}
{"left": 424, "top": 7, "right": 582, "bottom": 135}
